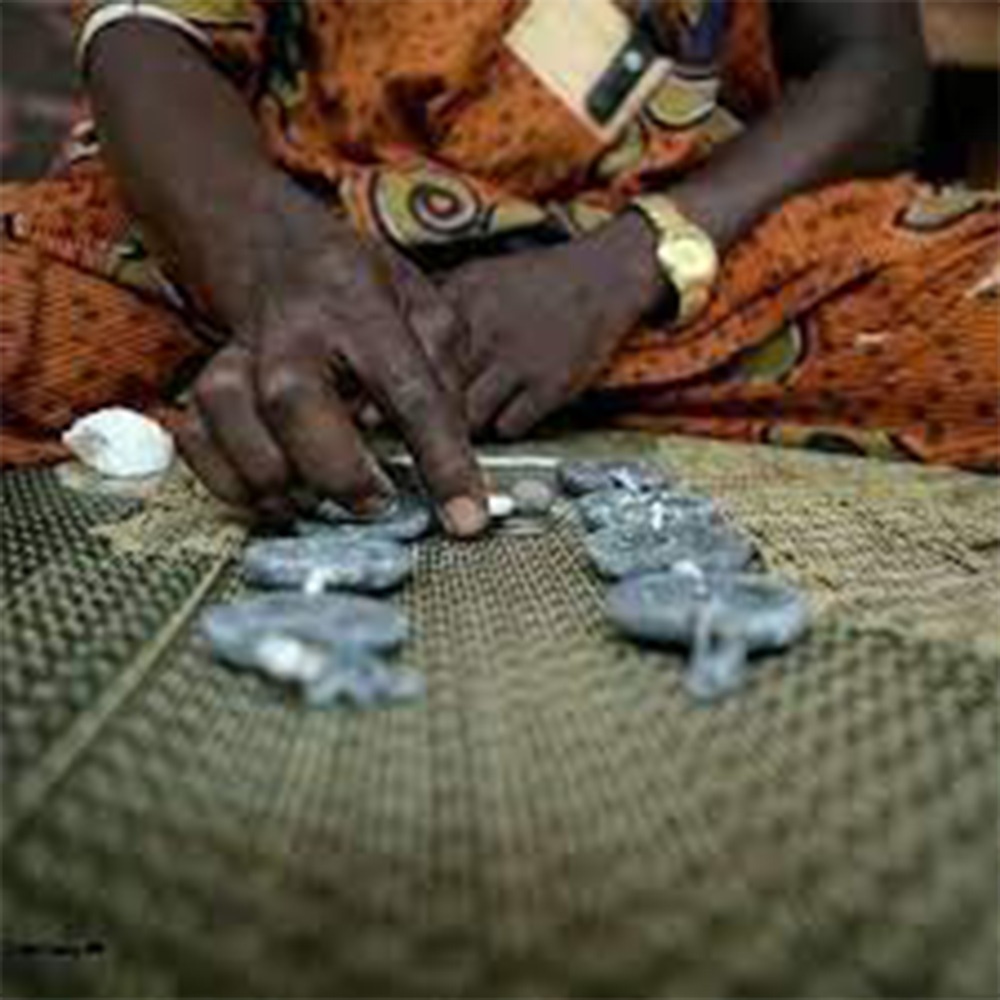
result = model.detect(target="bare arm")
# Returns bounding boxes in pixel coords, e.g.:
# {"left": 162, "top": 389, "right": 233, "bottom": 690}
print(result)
{"left": 88, "top": 22, "right": 284, "bottom": 326}
{"left": 664, "top": 0, "right": 931, "bottom": 252}
{"left": 86, "top": 22, "right": 486, "bottom": 533}
{"left": 441, "top": 0, "right": 931, "bottom": 438}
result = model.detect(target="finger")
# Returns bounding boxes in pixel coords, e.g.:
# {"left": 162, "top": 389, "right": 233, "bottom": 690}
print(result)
{"left": 386, "top": 253, "right": 469, "bottom": 406}
{"left": 495, "top": 389, "right": 548, "bottom": 441}
{"left": 175, "top": 406, "right": 251, "bottom": 508}
{"left": 467, "top": 366, "right": 521, "bottom": 435}
{"left": 193, "top": 347, "right": 293, "bottom": 502}
{"left": 256, "top": 350, "right": 393, "bottom": 514}
{"left": 407, "top": 292, "right": 468, "bottom": 409}
{"left": 360, "top": 333, "right": 487, "bottom": 536}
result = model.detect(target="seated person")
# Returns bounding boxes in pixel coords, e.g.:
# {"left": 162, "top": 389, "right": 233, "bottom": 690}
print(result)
{"left": 1, "top": 0, "right": 996, "bottom": 537}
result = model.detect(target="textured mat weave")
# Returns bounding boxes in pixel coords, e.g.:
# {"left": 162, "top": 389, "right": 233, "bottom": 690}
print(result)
{"left": 2, "top": 434, "right": 997, "bottom": 998}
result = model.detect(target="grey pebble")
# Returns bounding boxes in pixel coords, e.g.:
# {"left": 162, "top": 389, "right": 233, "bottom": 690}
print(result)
{"left": 201, "top": 592, "right": 410, "bottom": 671}
{"left": 585, "top": 521, "right": 755, "bottom": 579}
{"left": 511, "top": 478, "right": 557, "bottom": 516}
{"left": 311, "top": 493, "right": 434, "bottom": 542}
{"left": 294, "top": 520, "right": 414, "bottom": 546}
{"left": 575, "top": 487, "right": 718, "bottom": 534}
{"left": 606, "top": 569, "right": 810, "bottom": 702}
{"left": 243, "top": 536, "right": 412, "bottom": 592}
{"left": 303, "top": 654, "right": 426, "bottom": 709}
{"left": 557, "top": 459, "right": 671, "bottom": 496}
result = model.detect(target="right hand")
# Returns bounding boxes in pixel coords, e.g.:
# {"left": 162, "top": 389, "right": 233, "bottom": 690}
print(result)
{"left": 176, "top": 179, "right": 487, "bottom": 537}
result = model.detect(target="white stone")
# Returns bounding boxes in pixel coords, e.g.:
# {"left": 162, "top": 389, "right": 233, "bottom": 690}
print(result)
{"left": 488, "top": 493, "right": 516, "bottom": 519}
{"left": 62, "top": 407, "right": 175, "bottom": 478}
{"left": 255, "top": 634, "right": 328, "bottom": 683}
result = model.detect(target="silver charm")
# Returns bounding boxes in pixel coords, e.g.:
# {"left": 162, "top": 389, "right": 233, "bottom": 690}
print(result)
{"left": 606, "top": 568, "right": 810, "bottom": 702}
{"left": 585, "top": 520, "right": 755, "bottom": 579}
{"left": 310, "top": 493, "right": 434, "bottom": 542}
{"left": 294, "top": 520, "right": 417, "bottom": 546}
{"left": 243, "top": 536, "right": 413, "bottom": 592}
{"left": 302, "top": 653, "right": 425, "bottom": 709}
{"left": 201, "top": 592, "right": 410, "bottom": 668}
{"left": 557, "top": 458, "right": 671, "bottom": 496}
{"left": 202, "top": 598, "right": 422, "bottom": 710}
{"left": 575, "top": 487, "right": 717, "bottom": 534}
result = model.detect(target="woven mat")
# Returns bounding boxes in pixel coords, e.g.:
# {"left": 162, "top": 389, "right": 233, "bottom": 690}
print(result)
{"left": 2, "top": 433, "right": 997, "bottom": 998}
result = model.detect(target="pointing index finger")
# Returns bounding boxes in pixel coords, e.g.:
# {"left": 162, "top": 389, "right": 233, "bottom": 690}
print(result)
{"left": 366, "top": 331, "right": 487, "bottom": 537}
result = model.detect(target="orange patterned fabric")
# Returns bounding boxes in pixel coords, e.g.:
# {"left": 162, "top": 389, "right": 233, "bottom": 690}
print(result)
{"left": 2, "top": 0, "right": 998, "bottom": 470}
{"left": 601, "top": 178, "right": 1000, "bottom": 469}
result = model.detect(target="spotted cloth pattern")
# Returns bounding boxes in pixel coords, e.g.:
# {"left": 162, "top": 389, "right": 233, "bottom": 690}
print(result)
{"left": 0, "top": 0, "right": 997, "bottom": 469}
{"left": 1, "top": 433, "right": 997, "bottom": 997}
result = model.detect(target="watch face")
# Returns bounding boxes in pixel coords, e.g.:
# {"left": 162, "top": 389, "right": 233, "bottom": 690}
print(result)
{"left": 664, "top": 236, "right": 716, "bottom": 283}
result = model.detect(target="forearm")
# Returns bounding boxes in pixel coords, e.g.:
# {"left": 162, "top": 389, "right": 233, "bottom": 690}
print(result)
{"left": 87, "top": 20, "right": 318, "bottom": 327}
{"left": 668, "top": 43, "right": 929, "bottom": 252}
{"left": 590, "top": 2, "right": 929, "bottom": 319}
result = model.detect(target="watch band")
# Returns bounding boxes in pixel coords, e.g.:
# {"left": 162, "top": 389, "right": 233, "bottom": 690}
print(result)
{"left": 630, "top": 195, "right": 719, "bottom": 326}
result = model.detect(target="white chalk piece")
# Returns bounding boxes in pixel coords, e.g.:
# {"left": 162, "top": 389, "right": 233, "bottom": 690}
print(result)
{"left": 62, "top": 407, "right": 175, "bottom": 478}
{"left": 488, "top": 494, "right": 516, "bottom": 519}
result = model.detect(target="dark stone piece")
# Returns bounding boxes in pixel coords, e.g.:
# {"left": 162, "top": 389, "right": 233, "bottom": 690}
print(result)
{"left": 557, "top": 458, "right": 671, "bottom": 496}
{"left": 243, "top": 536, "right": 413, "bottom": 592}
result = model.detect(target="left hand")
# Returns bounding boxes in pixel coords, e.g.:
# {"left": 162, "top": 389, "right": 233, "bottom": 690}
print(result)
{"left": 441, "top": 213, "right": 663, "bottom": 439}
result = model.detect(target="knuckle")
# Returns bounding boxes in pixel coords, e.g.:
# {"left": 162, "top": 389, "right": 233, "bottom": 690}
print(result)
{"left": 428, "top": 452, "right": 472, "bottom": 490}
{"left": 392, "top": 372, "right": 438, "bottom": 421}
{"left": 259, "top": 365, "right": 309, "bottom": 417}
{"left": 194, "top": 363, "right": 245, "bottom": 409}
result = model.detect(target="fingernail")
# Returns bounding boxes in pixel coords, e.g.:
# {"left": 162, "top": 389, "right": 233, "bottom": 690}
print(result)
{"left": 442, "top": 495, "right": 488, "bottom": 537}
{"left": 353, "top": 489, "right": 396, "bottom": 518}
{"left": 350, "top": 460, "right": 397, "bottom": 516}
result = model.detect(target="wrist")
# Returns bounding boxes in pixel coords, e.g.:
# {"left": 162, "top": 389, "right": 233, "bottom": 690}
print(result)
{"left": 626, "top": 195, "right": 721, "bottom": 326}
{"left": 589, "top": 212, "right": 675, "bottom": 319}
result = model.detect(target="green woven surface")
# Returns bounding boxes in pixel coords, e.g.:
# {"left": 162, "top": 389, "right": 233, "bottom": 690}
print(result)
{"left": 1, "top": 434, "right": 997, "bottom": 998}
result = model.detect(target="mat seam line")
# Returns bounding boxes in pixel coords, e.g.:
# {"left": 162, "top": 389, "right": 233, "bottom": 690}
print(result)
{"left": 1, "top": 546, "right": 236, "bottom": 845}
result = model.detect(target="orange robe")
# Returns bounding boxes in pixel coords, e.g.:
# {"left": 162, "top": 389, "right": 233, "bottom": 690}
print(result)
{"left": 2, "top": 0, "right": 997, "bottom": 470}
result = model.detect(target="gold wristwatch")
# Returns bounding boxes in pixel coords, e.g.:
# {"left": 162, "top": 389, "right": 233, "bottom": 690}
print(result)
{"left": 629, "top": 195, "right": 719, "bottom": 326}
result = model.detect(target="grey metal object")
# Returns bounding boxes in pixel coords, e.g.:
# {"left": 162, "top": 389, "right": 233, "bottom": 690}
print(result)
{"left": 585, "top": 521, "right": 755, "bottom": 579}
{"left": 293, "top": 520, "right": 420, "bottom": 546}
{"left": 204, "top": 612, "right": 422, "bottom": 710}
{"left": 606, "top": 568, "right": 810, "bottom": 701}
{"left": 303, "top": 653, "right": 426, "bottom": 709}
{"left": 311, "top": 493, "right": 434, "bottom": 542}
{"left": 510, "top": 478, "right": 557, "bottom": 516}
{"left": 201, "top": 592, "right": 410, "bottom": 669}
{"left": 575, "top": 487, "right": 718, "bottom": 534}
{"left": 557, "top": 458, "right": 671, "bottom": 496}
{"left": 244, "top": 536, "right": 413, "bottom": 592}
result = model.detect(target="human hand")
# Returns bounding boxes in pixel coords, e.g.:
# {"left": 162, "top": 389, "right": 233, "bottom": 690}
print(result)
{"left": 440, "top": 213, "right": 663, "bottom": 439}
{"left": 176, "top": 180, "right": 487, "bottom": 536}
